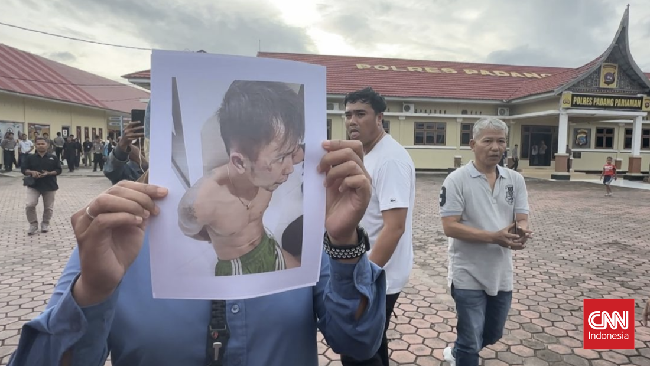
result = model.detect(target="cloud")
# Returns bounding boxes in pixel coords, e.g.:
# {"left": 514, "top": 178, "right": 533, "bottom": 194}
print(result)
{"left": 312, "top": 0, "right": 650, "bottom": 69}
{"left": 0, "top": 0, "right": 317, "bottom": 81}
{"left": 1, "top": 0, "right": 648, "bottom": 83}
{"left": 54, "top": 0, "right": 317, "bottom": 55}
{"left": 43, "top": 51, "right": 77, "bottom": 63}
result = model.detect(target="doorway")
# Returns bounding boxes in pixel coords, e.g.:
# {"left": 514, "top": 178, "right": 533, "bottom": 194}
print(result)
{"left": 521, "top": 125, "right": 558, "bottom": 167}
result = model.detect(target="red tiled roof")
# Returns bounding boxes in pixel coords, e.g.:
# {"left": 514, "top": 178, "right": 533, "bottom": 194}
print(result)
{"left": 122, "top": 52, "right": 650, "bottom": 102}
{"left": 0, "top": 43, "right": 149, "bottom": 114}
{"left": 507, "top": 52, "right": 607, "bottom": 100}
{"left": 257, "top": 52, "right": 568, "bottom": 101}
{"left": 122, "top": 69, "right": 151, "bottom": 79}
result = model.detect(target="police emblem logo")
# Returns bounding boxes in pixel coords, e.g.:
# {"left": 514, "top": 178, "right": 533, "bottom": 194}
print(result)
{"left": 505, "top": 184, "right": 514, "bottom": 205}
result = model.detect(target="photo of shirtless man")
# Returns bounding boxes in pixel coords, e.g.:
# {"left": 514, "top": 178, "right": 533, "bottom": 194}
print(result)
{"left": 178, "top": 80, "right": 305, "bottom": 277}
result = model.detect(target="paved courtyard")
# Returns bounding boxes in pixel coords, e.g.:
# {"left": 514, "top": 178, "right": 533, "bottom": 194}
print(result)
{"left": 1, "top": 173, "right": 650, "bottom": 365}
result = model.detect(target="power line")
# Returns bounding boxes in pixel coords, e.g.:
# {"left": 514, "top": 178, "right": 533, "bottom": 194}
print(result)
{"left": 0, "top": 21, "right": 151, "bottom": 51}
{"left": 0, "top": 74, "right": 138, "bottom": 87}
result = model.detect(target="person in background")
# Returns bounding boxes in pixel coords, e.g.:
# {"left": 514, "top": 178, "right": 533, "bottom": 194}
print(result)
{"left": 82, "top": 137, "right": 93, "bottom": 167}
{"left": 600, "top": 156, "right": 617, "bottom": 197}
{"left": 1, "top": 131, "right": 18, "bottom": 172}
{"left": 539, "top": 141, "right": 547, "bottom": 166}
{"left": 42, "top": 132, "right": 54, "bottom": 154}
{"left": 92, "top": 135, "right": 104, "bottom": 172}
{"left": 530, "top": 144, "right": 538, "bottom": 166}
{"left": 104, "top": 105, "right": 148, "bottom": 184}
{"left": 509, "top": 144, "right": 519, "bottom": 171}
{"left": 73, "top": 137, "right": 82, "bottom": 168}
{"left": 566, "top": 145, "right": 572, "bottom": 172}
{"left": 62, "top": 136, "right": 78, "bottom": 172}
{"left": 21, "top": 137, "right": 61, "bottom": 235}
{"left": 17, "top": 133, "right": 34, "bottom": 168}
{"left": 53, "top": 132, "right": 65, "bottom": 162}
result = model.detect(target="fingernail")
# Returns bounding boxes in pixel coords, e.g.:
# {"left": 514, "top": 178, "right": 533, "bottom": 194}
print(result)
{"left": 143, "top": 210, "right": 150, "bottom": 218}
{"left": 157, "top": 187, "right": 167, "bottom": 195}
{"left": 135, "top": 216, "right": 143, "bottom": 223}
{"left": 316, "top": 165, "right": 321, "bottom": 173}
{"left": 322, "top": 141, "right": 330, "bottom": 149}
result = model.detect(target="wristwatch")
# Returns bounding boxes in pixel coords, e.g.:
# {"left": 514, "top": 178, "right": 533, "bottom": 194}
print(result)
{"left": 323, "top": 226, "right": 370, "bottom": 260}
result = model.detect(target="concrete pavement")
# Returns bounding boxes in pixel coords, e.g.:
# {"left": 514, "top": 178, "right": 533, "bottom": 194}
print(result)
{"left": 1, "top": 174, "right": 649, "bottom": 365}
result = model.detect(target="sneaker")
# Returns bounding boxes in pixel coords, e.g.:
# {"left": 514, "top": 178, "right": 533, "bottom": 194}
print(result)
{"left": 41, "top": 223, "right": 49, "bottom": 233}
{"left": 443, "top": 346, "right": 456, "bottom": 365}
{"left": 27, "top": 224, "right": 38, "bottom": 235}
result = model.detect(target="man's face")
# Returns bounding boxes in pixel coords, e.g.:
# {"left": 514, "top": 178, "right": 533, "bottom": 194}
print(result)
{"left": 607, "top": 158, "right": 613, "bottom": 164}
{"left": 35, "top": 139, "right": 48, "bottom": 153}
{"left": 470, "top": 128, "right": 507, "bottom": 167}
{"left": 240, "top": 134, "right": 301, "bottom": 192}
{"left": 344, "top": 102, "right": 382, "bottom": 144}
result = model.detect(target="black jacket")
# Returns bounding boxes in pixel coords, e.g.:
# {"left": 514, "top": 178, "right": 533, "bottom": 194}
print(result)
{"left": 21, "top": 153, "right": 62, "bottom": 191}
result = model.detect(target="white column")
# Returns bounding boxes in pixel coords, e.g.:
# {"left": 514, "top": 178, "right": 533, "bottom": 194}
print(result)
{"left": 631, "top": 115, "right": 642, "bottom": 156}
{"left": 557, "top": 112, "right": 568, "bottom": 154}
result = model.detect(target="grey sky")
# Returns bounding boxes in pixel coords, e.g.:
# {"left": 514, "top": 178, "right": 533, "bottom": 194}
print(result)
{"left": 0, "top": 0, "right": 648, "bottom": 84}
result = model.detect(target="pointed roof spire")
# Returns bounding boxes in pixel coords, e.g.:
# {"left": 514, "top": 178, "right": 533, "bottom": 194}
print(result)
{"left": 508, "top": 6, "right": 650, "bottom": 100}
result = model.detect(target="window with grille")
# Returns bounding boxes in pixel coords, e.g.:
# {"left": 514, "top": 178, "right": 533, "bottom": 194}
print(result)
{"left": 414, "top": 122, "right": 446, "bottom": 145}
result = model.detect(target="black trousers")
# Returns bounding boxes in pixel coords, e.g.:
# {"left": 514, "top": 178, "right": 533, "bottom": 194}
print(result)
{"left": 340, "top": 292, "right": 401, "bottom": 366}
{"left": 3, "top": 149, "right": 16, "bottom": 171}
{"left": 93, "top": 153, "right": 104, "bottom": 171}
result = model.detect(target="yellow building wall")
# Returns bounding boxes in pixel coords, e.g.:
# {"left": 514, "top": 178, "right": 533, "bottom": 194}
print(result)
{"left": 385, "top": 101, "right": 498, "bottom": 116}
{"left": 511, "top": 98, "right": 561, "bottom": 114}
{"left": 0, "top": 93, "right": 110, "bottom": 141}
{"left": 328, "top": 106, "right": 649, "bottom": 172}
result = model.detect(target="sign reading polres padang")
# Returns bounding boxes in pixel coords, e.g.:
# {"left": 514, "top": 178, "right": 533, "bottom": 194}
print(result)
{"left": 355, "top": 63, "right": 553, "bottom": 78}
{"left": 561, "top": 91, "right": 650, "bottom": 112}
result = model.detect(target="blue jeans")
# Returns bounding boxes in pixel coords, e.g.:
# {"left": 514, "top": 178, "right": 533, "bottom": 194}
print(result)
{"left": 451, "top": 283, "right": 512, "bottom": 366}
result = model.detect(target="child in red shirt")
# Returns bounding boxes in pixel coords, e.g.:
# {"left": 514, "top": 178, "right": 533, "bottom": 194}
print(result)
{"left": 600, "top": 156, "right": 617, "bottom": 196}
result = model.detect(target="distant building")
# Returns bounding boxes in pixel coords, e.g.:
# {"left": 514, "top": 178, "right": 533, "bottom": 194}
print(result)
{"left": 0, "top": 43, "right": 149, "bottom": 144}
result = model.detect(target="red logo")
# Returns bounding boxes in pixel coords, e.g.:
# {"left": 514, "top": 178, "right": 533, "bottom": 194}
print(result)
{"left": 583, "top": 299, "right": 635, "bottom": 349}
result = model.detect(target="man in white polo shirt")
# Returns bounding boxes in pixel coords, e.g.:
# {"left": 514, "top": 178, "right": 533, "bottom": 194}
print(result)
{"left": 340, "top": 87, "right": 415, "bottom": 366}
{"left": 440, "top": 117, "right": 532, "bottom": 366}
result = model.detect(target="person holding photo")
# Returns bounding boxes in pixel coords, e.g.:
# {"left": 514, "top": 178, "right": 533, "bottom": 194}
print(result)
{"left": 178, "top": 81, "right": 305, "bottom": 276}
{"left": 7, "top": 98, "right": 387, "bottom": 366}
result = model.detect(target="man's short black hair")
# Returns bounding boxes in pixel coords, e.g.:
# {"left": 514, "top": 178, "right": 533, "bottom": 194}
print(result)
{"left": 343, "top": 87, "right": 387, "bottom": 115}
{"left": 35, "top": 137, "right": 47, "bottom": 143}
{"left": 218, "top": 80, "right": 304, "bottom": 161}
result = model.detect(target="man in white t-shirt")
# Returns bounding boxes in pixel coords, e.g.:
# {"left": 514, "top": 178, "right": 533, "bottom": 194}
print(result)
{"left": 339, "top": 87, "right": 416, "bottom": 366}
{"left": 18, "top": 133, "right": 34, "bottom": 168}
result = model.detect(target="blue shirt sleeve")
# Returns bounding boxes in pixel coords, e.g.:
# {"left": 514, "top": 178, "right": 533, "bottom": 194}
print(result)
{"left": 7, "top": 247, "right": 118, "bottom": 366}
{"left": 313, "top": 250, "right": 386, "bottom": 360}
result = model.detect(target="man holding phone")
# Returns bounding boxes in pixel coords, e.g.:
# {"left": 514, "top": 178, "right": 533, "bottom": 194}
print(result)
{"left": 439, "top": 117, "right": 532, "bottom": 366}
{"left": 103, "top": 108, "right": 148, "bottom": 184}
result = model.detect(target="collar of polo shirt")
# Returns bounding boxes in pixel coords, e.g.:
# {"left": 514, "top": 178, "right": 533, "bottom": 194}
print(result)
{"left": 467, "top": 161, "right": 508, "bottom": 179}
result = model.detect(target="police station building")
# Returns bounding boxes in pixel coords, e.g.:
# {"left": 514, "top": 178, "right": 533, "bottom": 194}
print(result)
{"left": 124, "top": 7, "right": 650, "bottom": 179}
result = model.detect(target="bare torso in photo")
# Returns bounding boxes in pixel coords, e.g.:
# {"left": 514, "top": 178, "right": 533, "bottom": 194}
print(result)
{"left": 191, "top": 164, "right": 300, "bottom": 272}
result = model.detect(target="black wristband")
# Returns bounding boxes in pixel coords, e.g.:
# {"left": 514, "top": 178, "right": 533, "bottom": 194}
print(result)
{"left": 323, "top": 226, "right": 370, "bottom": 260}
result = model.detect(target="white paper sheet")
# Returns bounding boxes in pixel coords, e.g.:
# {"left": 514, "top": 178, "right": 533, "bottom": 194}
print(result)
{"left": 148, "top": 49, "right": 326, "bottom": 300}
